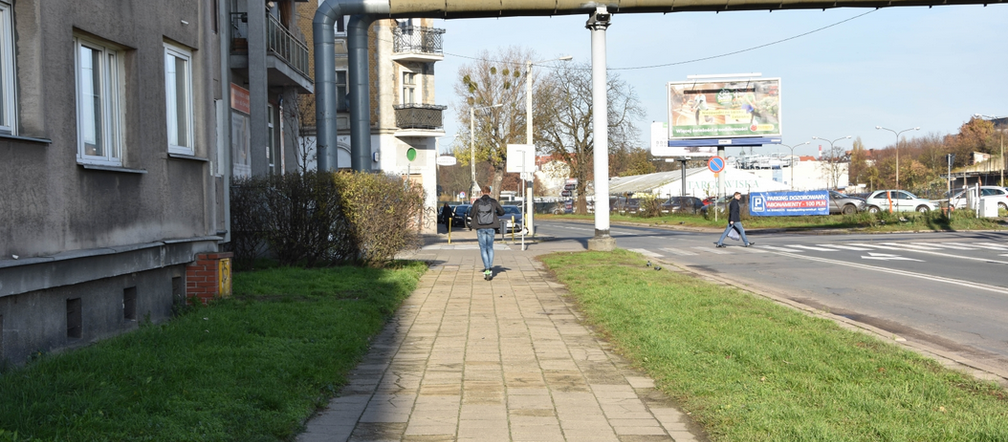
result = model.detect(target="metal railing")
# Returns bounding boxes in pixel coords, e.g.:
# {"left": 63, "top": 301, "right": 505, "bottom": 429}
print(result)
{"left": 230, "top": 13, "right": 310, "bottom": 79}
{"left": 392, "top": 25, "right": 445, "bottom": 56}
{"left": 393, "top": 104, "right": 447, "bottom": 130}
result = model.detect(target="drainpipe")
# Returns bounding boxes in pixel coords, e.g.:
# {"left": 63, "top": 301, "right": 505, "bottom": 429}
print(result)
{"left": 586, "top": 6, "right": 615, "bottom": 251}
{"left": 313, "top": 0, "right": 389, "bottom": 171}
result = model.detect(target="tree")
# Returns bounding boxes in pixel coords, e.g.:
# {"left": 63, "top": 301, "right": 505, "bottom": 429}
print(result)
{"left": 450, "top": 47, "right": 547, "bottom": 201}
{"left": 537, "top": 61, "right": 644, "bottom": 214}
{"left": 819, "top": 139, "right": 851, "bottom": 190}
{"left": 285, "top": 93, "right": 317, "bottom": 172}
{"left": 848, "top": 137, "right": 869, "bottom": 188}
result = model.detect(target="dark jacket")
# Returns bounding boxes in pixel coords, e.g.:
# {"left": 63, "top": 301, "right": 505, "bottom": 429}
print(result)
{"left": 471, "top": 195, "right": 505, "bottom": 230}
{"left": 728, "top": 198, "right": 742, "bottom": 223}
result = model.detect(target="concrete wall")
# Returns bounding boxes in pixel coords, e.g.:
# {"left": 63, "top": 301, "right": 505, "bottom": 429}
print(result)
{"left": 0, "top": 0, "right": 220, "bottom": 366}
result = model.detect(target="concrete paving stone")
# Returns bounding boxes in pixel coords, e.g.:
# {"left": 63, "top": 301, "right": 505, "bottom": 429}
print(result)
{"left": 615, "top": 436, "right": 676, "bottom": 442}
{"left": 625, "top": 376, "right": 656, "bottom": 389}
{"left": 458, "top": 403, "right": 507, "bottom": 420}
{"left": 418, "top": 383, "right": 462, "bottom": 396}
{"left": 297, "top": 424, "right": 355, "bottom": 442}
{"left": 457, "top": 423, "right": 510, "bottom": 441}
{"left": 400, "top": 433, "right": 456, "bottom": 442}
{"left": 666, "top": 430, "right": 700, "bottom": 441}
{"left": 592, "top": 384, "right": 640, "bottom": 399}
{"left": 347, "top": 422, "right": 407, "bottom": 441}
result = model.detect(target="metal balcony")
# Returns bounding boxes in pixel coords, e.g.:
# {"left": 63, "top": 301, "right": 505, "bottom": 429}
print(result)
{"left": 394, "top": 104, "right": 447, "bottom": 137}
{"left": 391, "top": 25, "right": 445, "bottom": 63}
{"left": 230, "top": 12, "right": 312, "bottom": 94}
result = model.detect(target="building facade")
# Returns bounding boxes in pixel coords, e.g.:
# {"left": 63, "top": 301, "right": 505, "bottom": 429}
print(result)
{"left": 0, "top": 0, "right": 224, "bottom": 365}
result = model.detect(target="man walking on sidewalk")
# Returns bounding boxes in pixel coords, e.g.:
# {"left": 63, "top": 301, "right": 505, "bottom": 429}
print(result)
{"left": 716, "top": 191, "right": 754, "bottom": 248}
{"left": 472, "top": 186, "right": 505, "bottom": 280}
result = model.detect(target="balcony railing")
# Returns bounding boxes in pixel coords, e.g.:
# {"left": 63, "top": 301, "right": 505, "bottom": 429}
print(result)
{"left": 394, "top": 104, "right": 447, "bottom": 130}
{"left": 392, "top": 25, "right": 445, "bottom": 56}
{"left": 230, "top": 13, "right": 310, "bottom": 78}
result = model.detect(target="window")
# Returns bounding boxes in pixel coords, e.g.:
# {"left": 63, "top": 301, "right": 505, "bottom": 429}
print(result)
{"left": 0, "top": 2, "right": 15, "bottom": 135}
{"left": 165, "top": 42, "right": 194, "bottom": 155}
{"left": 336, "top": 70, "right": 347, "bottom": 112}
{"left": 402, "top": 71, "right": 416, "bottom": 106}
{"left": 75, "top": 36, "right": 124, "bottom": 166}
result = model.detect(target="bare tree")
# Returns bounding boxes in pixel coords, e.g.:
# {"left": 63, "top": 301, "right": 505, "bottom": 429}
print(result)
{"left": 537, "top": 61, "right": 644, "bottom": 214}
{"left": 451, "top": 47, "right": 545, "bottom": 200}
{"left": 284, "top": 93, "right": 317, "bottom": 172}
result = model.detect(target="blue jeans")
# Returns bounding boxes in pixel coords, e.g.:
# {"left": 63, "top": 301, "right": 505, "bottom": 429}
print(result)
{"left": 477, "top": 228, "right": 495, "bottom": 270}
{"left": 717, "top": 221, "right": 749, "bottom": 245}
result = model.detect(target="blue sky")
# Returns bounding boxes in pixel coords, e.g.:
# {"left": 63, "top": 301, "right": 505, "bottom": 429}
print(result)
{"left": 432, "top": 5, "right": 1007, "bottom": 158}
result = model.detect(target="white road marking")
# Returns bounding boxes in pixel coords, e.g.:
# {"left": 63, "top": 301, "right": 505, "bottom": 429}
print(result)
{"left": 820, "top": 244, "right": 872, "bottom": 251}
{"left": 946, "top": 242, "right": 1006, "bottom": 251}
{"left": 734, "top": 246, "right": 769, "bottom": 253}
{"left": 660, "top": 247, "right": 698, "bottom": 256}
{"left": 787, "top": 244, "right": 837, "bottom": 251}
{"left": 914, "top": 242, "right": 972, "bottom": 250}
{"left": 854, "top": 242, "right": 1008, "bottom": 265}
{"left": 758, "top": 245, "right": 804, "bottom": 253}
{"left": 628, "top": 248, "right": 663, "bottom": 258}
{"left": 768, "top": 251, "right": 1008, "bottom": 296}
{"left": 861, "top": 252, "right": 924, "bottom": 262}
{"left": 694, "top": 246, "right": 731, "bottom": 255}
{"left": 881, "top": 242, "right": 942, "bottom": 250}
{"left": 978, "top": 242, "right": 1008, "bottom": 250}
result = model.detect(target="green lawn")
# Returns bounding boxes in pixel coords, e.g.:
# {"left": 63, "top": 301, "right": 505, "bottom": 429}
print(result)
{"left": 541, "top": 249, "right": 1008, "bottom": 442}
{"left": 0, "top": 262, "right": 426, "bottom": 442}
{"left": 540, "top": 208, "right": 1005, "bottom": 233}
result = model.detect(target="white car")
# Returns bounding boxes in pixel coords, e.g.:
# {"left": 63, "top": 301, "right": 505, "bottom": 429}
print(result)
{"left": 865, "top": 190, "right": 936, "bottom": 214}
{"left": 948, "top": 186, "right": 1008, "bottom": 211}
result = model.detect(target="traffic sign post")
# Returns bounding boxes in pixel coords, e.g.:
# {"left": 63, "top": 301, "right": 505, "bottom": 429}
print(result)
{"left": 707, "top": 156, "right": 726, "bottom": 174}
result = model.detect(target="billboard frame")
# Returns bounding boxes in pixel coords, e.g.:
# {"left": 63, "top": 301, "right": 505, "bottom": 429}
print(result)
{"left": 667, "top": 77, "right": 782, "bottom": 147}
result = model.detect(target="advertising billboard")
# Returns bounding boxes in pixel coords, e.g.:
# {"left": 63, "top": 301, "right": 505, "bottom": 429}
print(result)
{"left": 650, "top": 122, "right": 717, "bottom": 157}
{"left": 667, "top": 78, "right": 781, "bottom": 145}
{"left": 749, "top": 190, "right": 828, "bottom": 217}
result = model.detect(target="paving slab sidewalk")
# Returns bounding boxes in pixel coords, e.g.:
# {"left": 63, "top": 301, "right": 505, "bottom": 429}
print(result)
{"left": 298, "top": 228, "right": 706, "bottom": 442}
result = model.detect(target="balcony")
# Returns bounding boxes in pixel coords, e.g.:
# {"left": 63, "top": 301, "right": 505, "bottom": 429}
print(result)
{"left": 394, "top": 104, "right": 447, "bottom": 138}
{"left": 391, "top": 25, "right": 445, "bottom": 63}
{"left": 230, "top": 12, "right": 313, "bottom": 94}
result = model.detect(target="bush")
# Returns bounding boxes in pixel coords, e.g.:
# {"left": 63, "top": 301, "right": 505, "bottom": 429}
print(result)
{"left": 229, "top": 171, "right": 423, "bottom": 268}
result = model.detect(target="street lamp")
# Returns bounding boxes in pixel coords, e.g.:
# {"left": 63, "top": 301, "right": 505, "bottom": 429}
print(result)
{"left": 812, "top": 135, "right": 851, "bottom": 190}
{"left": 524, "top": 55, "right": 572, "bottom": 236}
{"left": 779, "top": 141, "right": 810, "bottom": 190}
{"left": 469, "top": 103, "right": 504, "bottom": 200}
{"left": 875, "top": 126, "right": 919, "bottom": 190}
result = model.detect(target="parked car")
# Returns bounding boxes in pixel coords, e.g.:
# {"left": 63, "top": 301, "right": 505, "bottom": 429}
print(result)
{"left": 450, "top": 204, "right": 471, "bottom": 228}
{"left": 610, "top": 197, "right": 640, "bottom": 214}
{"left": 864, "top": 190, "right": 936, "bottom": 213}
{"left": 497, "top": 205, "right": 524, "bottom": 233}
{"left": 828, "top": 190, "right": 867, "bottom": 215}
{"left": 660, "top": 196, "right": 704, "bottom": 214}
{"left": 948, "top": 186, "right": 1008, "bottom": 211}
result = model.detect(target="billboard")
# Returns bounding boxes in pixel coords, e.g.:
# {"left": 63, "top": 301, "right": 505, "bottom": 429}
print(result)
{"left": 749, "top": 190, "right": 828, "bottom": 217}
{"left": 667, "top": 78, "right": 781, "bottom": 145}
{"left": 650, "top": 122, "right": 717, "bottom": 157}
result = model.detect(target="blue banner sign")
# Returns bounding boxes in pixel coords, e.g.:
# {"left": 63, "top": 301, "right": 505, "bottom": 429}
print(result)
{"left": 749, "top": 190, "right": 829, "bottom": 217}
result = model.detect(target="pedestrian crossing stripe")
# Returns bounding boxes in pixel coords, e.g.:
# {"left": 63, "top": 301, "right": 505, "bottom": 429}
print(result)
{"left": 818, "top": 244, "right": 872, "bottom": 251}
{"left": 660, "top": 247, "right": 697, "bottom": 256}
{"left": 787, "top": 244, "right": 835, "bottom": 251}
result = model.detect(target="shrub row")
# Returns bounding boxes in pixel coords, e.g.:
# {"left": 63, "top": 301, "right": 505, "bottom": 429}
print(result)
{"left": 229, "top": 171, "right": 423, "bottom": 268}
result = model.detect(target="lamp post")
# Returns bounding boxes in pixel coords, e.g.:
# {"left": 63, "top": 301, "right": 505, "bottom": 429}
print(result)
{"left": 524, "top": 55, "right": 572, "bottom": 236}
{"left": 469, "top": 103, "right": 503, "bottom": 201}
{"left": 812, "top": 135, "right": 851, "bottom": 190}
{"left": 779, "top": 141, "right": 810, "bottom": 190}
{"left": 875, "top": 126, "right": 919, "bottom": 190}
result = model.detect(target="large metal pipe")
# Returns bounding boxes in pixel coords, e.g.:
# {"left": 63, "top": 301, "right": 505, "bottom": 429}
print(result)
{"left": 348, "top": 15, "right": 376, "bottom": 172}
{"left": 314, "top": 0, "right": 390, "bottom": 171}
{"left": 586, "top": 6, "right": 615, "bottom": 251}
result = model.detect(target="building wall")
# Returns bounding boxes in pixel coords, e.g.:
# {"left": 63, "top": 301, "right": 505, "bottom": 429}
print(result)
{"left": 0, "top": 0, "right": 220, "bottom": 366}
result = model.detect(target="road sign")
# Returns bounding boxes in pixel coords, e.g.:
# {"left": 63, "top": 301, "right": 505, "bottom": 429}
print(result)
{"left": 436, "top": 155, "right": 457, "bottom": 166}
{"left": 708, "top": 156, "right": 726, "bottom": 173}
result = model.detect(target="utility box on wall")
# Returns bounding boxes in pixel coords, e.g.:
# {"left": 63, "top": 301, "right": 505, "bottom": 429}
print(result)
{"left": 186, "top": 252, "right": 234, "bottom": 305}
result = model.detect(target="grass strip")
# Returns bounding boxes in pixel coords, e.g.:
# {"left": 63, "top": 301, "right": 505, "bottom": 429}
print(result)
{"left": 541, "top": 249, "right": 1008, "bottom": 441}
{"left": 0, "top": 262, "right": 426, "bottom": 442}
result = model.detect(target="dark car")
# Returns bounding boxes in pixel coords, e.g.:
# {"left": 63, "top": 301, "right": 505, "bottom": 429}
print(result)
{"left": 660, "top": 196, "right": 704, "bottom": 214}
{"left": 828, "top": 190, "right": 867, "bottom": 215}
{"left": 450, "top": 204, "right": 471, "bottom": 228}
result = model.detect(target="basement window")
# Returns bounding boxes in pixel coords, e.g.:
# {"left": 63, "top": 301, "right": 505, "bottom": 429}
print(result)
{"left": 67, "top": 298, "right": 82, "bottom": 339}
{"left": 123, "top": 287, "right": 137, "bottom": 321}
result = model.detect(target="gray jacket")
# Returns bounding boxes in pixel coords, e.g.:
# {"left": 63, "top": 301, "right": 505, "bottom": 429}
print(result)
{"left": 471, "top": 195, "right": 505, "bottom": 230}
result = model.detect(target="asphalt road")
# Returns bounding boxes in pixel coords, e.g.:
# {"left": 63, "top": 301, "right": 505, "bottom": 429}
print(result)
{"left": 536, "top": 219, "right": 1008, "bottom": 380}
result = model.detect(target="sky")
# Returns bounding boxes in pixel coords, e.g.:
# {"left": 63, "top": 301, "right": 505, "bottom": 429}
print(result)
{"left": 431, "top": 4, "right": 1007, "bottom": 159}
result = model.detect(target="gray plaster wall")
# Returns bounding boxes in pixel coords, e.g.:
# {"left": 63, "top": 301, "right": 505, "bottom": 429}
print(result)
{"left": 0, "top": 1, "right": 221, "bottom": 365}
{"left": 0, "top": 0, "right": 215, "bottom": 260}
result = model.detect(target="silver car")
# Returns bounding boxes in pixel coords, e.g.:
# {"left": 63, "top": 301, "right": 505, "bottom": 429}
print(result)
{"left": 498, "top": 205, "right": 524, "bottom": 233}
{"left": 948, "top": 186, "right": 1008, "bottom": 211}
{"left": 829, "top": 190, "right": 867, "bottom": 215}
{"left": 865, "top": 190, "right": 936, "bottom": 214}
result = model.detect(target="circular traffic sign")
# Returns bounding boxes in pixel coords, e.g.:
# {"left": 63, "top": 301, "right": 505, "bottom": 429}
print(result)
{"left": 708, "top": 156, "right": 726, "bottom": 173}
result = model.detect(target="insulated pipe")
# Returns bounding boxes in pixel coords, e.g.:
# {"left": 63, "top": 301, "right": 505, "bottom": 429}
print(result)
{"left": 314, "top": 0, "right": 390, "bottom": 171}
{"left": 348, "top": 15, "right": 375, "bottom": 172}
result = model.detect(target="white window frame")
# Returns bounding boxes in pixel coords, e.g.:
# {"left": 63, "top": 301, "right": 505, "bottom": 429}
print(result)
{"left": 402, "top": 70, "right": 417, "bottom": 106}
{"left": 74, "top": 35, "right": 124, "bottom": 166}
{"left": 164, "top": 42, "right": 194, "bottom": 155}
{"left": 0, "top": 2, "right": 16, "bottom": 135}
